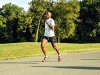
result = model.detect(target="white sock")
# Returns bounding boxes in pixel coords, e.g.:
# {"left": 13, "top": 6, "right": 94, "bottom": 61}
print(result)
{"left": 58, "top": 54, "right": 61, "bottom": 56}
{"left": 45, "top": 56, "right": 48, "bottom": 57}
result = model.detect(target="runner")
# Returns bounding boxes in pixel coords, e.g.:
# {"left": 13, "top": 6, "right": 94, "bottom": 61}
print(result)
{"left": 41, "top": 11, "right": 62, "bottom": 62}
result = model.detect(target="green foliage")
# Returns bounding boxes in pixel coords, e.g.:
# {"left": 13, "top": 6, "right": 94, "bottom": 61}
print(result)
{"left": 17, "top": 12, "right": 33, "bottom": 42}
{"left": 29, "top": 0, "right": 54, "bottom": 42}
{"left": 53, "top": 0, "right": 80, "bottom": 42}
{"left": 76, "top": 0, "right": 100, "bottom": 43}
{"left": 0, "top": 3, "right": 24, "bottom": 42}
{"left": 0, "top": 0, "right": 100, "bottom": 43}
{"left": 0, "top": 15, "right": 7, "bottom": 43}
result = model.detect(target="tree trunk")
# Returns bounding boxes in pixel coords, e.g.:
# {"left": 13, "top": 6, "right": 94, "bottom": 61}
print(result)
{"left": 35, "top": 12, "right": 45, "bottom": 42}
{"left": 57, "top": 37, "right": 60, "bottom": 43}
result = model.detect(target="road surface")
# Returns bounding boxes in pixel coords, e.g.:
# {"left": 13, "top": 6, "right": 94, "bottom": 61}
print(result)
{"left": 0, "top": 51, "right": 100, "bottom": 75}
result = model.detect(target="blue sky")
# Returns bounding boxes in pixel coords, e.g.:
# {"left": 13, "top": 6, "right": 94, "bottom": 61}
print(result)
{"left": 0, "top": 0, "right": 81, "bottom": 11}
{"left": 0, "top": 0, "right": 60, "bottom": 11}
{"left": 0, "top": 0, "right": 32, "bottom": 11}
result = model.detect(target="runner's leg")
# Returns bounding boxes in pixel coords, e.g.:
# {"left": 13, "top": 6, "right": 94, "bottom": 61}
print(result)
{"left": 51, "top": 42, "right": 60, "bottom": 55}
{"left": 51, "top": 42, "right": 62, "bottom": 62}
{"left": 41, "top": 39, "right": 48, "bottom": 56}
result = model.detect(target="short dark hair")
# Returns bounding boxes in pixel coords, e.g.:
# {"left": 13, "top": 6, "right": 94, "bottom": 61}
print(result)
{"left": 46, "top": 11, "right": 52, "bottom": 16}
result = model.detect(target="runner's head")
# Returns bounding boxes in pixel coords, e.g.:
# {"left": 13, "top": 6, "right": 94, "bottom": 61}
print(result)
{"left": 46, "top": 11, "right": 52, "bottom": 19}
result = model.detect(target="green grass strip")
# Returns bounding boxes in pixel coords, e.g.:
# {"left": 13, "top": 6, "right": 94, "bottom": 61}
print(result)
{"left": 0, "top": 42, "right": 100, "bottom": 60}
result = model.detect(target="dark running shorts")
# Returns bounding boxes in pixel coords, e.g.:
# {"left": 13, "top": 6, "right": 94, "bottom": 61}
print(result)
{"left": 43, "top": 36, "right": 57, "bottom": 43}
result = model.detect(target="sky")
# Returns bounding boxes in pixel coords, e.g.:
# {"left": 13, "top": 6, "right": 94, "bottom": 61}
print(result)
{"left": 0, "top": 0, "right": 81, "bottom": 11}
{"left": 0, "top": 0, "right": 32, "bottom": 11}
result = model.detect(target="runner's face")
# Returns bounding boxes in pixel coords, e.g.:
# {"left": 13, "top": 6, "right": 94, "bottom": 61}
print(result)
{"left": 46, "top": 13, "right": 51, "bottom": 19}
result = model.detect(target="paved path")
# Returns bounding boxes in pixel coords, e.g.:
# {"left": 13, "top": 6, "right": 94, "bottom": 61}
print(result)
{"left": 0, "top": 51, "right": 100, "bottom": 75}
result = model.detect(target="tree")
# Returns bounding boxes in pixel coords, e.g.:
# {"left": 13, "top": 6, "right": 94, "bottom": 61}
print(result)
{"left": 0, "top": 14, "right": 7, "bottom": 43}
{"left": 29, "top": 0, "right": 53, "bottom": 42}
{"left": 52, "top": 0, "right": 80, "bottom": 42}
{"left": 17, "top": 12, "right": 33, "bottom": 42}
{"left": 1, "top": 3, "right": 25, "bottom": 42}
{"left": 78, "top": 0, "right": 100, "bottom": 42}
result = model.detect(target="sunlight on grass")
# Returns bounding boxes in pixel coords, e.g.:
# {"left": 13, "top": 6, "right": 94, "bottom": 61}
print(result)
{"left": 0, "top": 42, "right": 100, "bottom": 60}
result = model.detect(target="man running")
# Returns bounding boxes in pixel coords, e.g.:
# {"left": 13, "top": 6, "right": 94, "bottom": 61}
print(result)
{"left": 41, "top": 11, "right": 62, "bottom": 62}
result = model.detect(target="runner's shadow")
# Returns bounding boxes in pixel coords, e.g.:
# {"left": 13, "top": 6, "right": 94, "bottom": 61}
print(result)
{"left": 0, "top": 61, "right": 37, "bottom": 64}
{"left": 32, "top": 66, "right": 100, "bottom": 70}
{"left": 32, "top": 60, "right": 57, "bottom": 62}
{"left": 81, "top": 59, "right": 100, "bottom": 60}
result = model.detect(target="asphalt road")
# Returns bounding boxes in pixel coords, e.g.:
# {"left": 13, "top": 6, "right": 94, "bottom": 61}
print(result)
{"left": 0, "top": 51, "right": 100, "bottom": 75}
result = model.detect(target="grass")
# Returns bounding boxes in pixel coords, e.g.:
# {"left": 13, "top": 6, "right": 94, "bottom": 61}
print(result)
{"left": 0, "top": 42, "right": 100, "bottom": 60}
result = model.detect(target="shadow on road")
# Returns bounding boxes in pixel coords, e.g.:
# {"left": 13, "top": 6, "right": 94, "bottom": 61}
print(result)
{"left": 81, "top": 59, "right": 100, "bottom": 60}
{"left": 0, "top": 61, "right": 38, "bottom": 64}
{"left": 32, "top": 66, "right": 100, "bottom": 70}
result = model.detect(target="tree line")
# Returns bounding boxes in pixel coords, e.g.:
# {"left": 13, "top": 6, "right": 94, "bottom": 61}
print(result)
{"left": 0, "top": 0, "right": 100, "bottom": 43}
